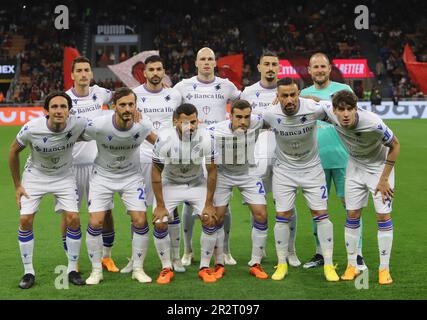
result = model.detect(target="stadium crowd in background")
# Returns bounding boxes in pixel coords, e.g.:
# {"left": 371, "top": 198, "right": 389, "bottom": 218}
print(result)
{"left": 0, "top": 0, "right": 426, "bottom": 103}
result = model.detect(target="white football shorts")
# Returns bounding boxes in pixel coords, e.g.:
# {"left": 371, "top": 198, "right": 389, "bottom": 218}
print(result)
{"left": 272, "top": 163, "right": 328, "bottom": 212}
{"left": 345, "top": 159, "right": 395, "bottom": 214}
{"left": 20, "top": 168, "right": 79, "bottom": 215}
{"left": 88, "top": 170, "right": 147, "bottom": 213}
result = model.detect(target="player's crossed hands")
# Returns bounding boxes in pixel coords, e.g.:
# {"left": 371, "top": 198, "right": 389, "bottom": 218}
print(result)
{"left": 15, "top": 185, "right": 29, "bottom": 209}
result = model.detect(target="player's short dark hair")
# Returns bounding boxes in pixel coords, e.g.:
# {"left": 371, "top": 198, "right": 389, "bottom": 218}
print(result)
{"left": 260, "top": 50, "right": 278, "bottom": 61}
{"left": 173, "top": 103, "right": 198, "bottom": 119}
{"left": 332, "top": 90, "right": 358, "bottom": 109}
{"left": 112, "top": 87, "right": 137, "bottom": 104}
{"left": 277, "top": 77, "right": 299, "bottom": 90}
{"left": 72, "top": 56, "right": 91, "bottom": 72}
{"left": 44, "top": 92, "right": 73, "bottom": 111}
{"left": 144, "top": 55, "right": 163, "bottom": 66}
{"left": 231, "top": 99, "right": 252, "bottom": 114}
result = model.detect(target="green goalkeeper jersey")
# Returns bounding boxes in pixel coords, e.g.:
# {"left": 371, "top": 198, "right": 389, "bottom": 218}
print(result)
{"left": 300, "top": 81, "right": 353, "bottom": 169}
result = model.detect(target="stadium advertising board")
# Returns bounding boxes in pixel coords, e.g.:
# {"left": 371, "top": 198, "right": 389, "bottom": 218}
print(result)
{"left": 278, "top": 59, "right": 374, "bottom": 79}
{"left": 0, "top": 59, "right": 17, "bottom": 81}
{"left": 1, "top": 102, "right": 427, "bottom": 126}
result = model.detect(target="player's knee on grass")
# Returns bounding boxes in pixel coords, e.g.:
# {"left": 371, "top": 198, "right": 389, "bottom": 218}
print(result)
{"left": 347, "top": 209, "right": 362, "bottom": 219}
{"left": 250, "top": 204, "right": 267, "bottom": 224}
{"left": 19, "top": 214, "right": 34, "bottom": 230}
{"left": 131, "top": 213, "right": 147, "bottom": 228}
{"left": 310, "top": 209, "right": 328, "bottom": 218}
{"left": 276, "top": 211, "right": 293, "bottom": 219}
{"left": 64, "top": 211, "right": 80, "bottom": 229}
{"left": 154, "top": 222, "right": 168, "bottom": 232}
{"left": 376, "top": 213, "right": 391, "bottom": 222}
{"left": 89, "top": 213, "right": 105, "bottom": 229}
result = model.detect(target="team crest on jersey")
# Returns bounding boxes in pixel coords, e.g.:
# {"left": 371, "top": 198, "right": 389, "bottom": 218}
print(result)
{"left": 92, "top": 94, "right": 97, "bottom": 101}
{"left": 134, "top": 133, "right": 140, "bottom": 140}
{"left": 73, "top": 99, "right": 78, "bottom": 105}
{"left": 42, "top": 137, "right": 48, "bottom": 143}
{"left": 215, "top": 84, "right": 221, "bottom": 91}
{"left": 141, "top": 97, "right": 146, "bottom": 103}
{"left": 186, "top": 93, "right": 193, "bottom": 100}
{"left": 203, "top": 106, "right": 211, "bottom": 114}
{"left": 165, "top": 95, "right": 171, "bottom": 102}
{"left": 192, "top": 84, "right": 198, "bottom": 90}
{"left": 51, "top": 157, "right": 60, "bottom": 164}
{"left": 256, "top": 92, "right": 260, "bottom": 98}
{"left": 300, "top": 115, "right": 307, "bottom": 123}
{"left": 65, "top": 131, "right": 73, "bottom": 140}
{"left": 355, "top": 132, "right": 362, "bottom": 137}
{"left": 153, "top": 121, "right": 161, "bottom": 130}
{"left": 107, "top": 135, "right": 113, "bottom": 141}
{"left": 277, "top": 118, "right": 282, "bottom": 124}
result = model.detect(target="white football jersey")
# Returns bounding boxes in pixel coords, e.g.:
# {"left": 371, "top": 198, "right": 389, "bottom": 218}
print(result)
{"left": 241, "top": 81, "right": 277, "bottom": 115}
{"left": 262, "top": 98, "right": 327, "bottom": 170}
{"left": 66, "top": 85, "right": 113, "bottom": 165}
{"left": 82, "top": 114, "right": 153, "bottom": 177}
{"left": 133, "top": 85, "right": 182, "bottom": 159}
{"left": 321, "top": 102, "right": 395, "bottom": 172}
{"left": 153, "top": 127, "right": 217, "bottom": 184}
{"left": 208, "top": 115, "right": 264, "bottom": 174}
{"left": 16, "top": 116, "right": 87, "bottom": 176}
{"left": 174, "top": 76, "right": 241, "bottom": 127}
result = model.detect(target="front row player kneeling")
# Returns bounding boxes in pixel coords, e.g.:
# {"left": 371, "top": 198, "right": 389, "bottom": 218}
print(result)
{"left": 151, "top": 103, "right": 220, "bottom": 284}
{"left": 82, "top": 87, "right": 157, "bottom": 285}
{"left": 9, "top": 92, "right": 87, "bottom": 289}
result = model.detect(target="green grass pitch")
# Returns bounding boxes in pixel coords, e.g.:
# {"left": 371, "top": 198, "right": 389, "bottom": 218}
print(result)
{"left": 0, "top": 119, "right": 426, "bottom": 300}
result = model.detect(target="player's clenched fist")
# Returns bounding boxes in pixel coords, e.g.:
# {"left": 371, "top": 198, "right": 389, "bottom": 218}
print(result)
{"left": 201, "top": 204, "right": 217, "bottom": 227}
{"left": 153, "top": 206, "right": 169, "bottom": 225}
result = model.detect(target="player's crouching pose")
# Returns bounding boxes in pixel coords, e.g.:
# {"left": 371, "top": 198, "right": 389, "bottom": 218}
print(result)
{"left": 151, "top": 103, "right": 218, "bottom": 284}
{"left": 82, "top": 88, "right": 157, "bottom": 285}
{"left": 9, "top": 92, "right": 87, "bottom": 289}
{"left": 209, "top": 100, "right": 269, "bottom": 279}
{"left": 322, "top": 90, "right": 400, "bottom": 285}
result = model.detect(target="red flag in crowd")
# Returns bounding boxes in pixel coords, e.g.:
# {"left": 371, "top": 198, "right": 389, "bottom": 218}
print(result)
{"left": 108, "top": 50, "right": 172, "bottom": 88}
{"left": 63, "top": 46, "right": 81, "bottom": 91}
{"left": 217, "top": 54, "right": 243, "bottom": 89}
{"left": 403, "top": 44, "right": 427, "bottom": 94}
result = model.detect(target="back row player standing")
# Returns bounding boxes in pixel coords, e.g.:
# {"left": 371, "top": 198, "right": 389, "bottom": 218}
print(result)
{"left": 241, "top": 51, "right": 300, "bottom": 267}
{"left": 300, "top": 53, "right": 365, "bottom": 270}
{"left": 121, "top": 55, "right": 184, "bottom": 274}
{"left": 174, "top": 47, "right": 241, "bottom": 266}
{"left": 64, "top": 57, "right": 119, "bottom": 272}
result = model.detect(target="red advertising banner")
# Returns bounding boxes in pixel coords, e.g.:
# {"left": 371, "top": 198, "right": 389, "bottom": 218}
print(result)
{"left": 0, "top": 107, "right": 45, "bottom": 126}
{"left": 278, "top": 59, "right": 374, "bottom": 79}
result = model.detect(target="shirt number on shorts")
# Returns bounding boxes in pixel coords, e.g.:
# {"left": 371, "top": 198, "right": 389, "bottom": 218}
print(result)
{"left": 256, "top": 182, "right": 265, "bottom": 194}
{"left": 137, "top": 188, "right": 145, "bottom": 200}
{"left": 320, "top": 186, "right": 327, "bottom": 199}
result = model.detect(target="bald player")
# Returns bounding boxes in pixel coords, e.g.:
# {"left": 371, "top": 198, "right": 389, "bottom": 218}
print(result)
{"left": 174, "top": 47, "right": 241, "bottom": 266}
